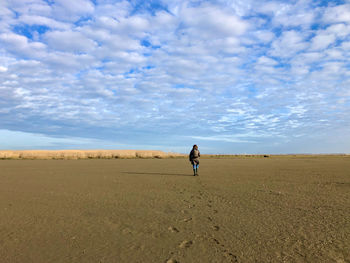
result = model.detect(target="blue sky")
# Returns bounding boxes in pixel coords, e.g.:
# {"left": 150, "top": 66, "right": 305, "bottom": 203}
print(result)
{"left": 0, "top": 0, "right": 350, "bottom": 154}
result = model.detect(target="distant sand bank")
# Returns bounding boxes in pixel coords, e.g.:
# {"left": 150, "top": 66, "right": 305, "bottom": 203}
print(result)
{"left": 0, "top": 150, "right": 184, "bottom": 159}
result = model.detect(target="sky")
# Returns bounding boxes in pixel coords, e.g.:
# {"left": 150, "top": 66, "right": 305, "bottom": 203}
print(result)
{"left": 0, "top": 0, "right": 350, "bottom": 154}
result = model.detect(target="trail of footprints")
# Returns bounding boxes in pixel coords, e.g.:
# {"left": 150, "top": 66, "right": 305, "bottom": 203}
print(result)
{"left": 165, "top": 181, "right": 239, "bottom": 263}
{"left": 197, "top": 187, "right": 239, "bottom": 263}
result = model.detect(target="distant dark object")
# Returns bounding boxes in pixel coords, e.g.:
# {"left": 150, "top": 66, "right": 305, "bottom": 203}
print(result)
{"left": 264, "top": 155, "right": 270, "bottom": 158}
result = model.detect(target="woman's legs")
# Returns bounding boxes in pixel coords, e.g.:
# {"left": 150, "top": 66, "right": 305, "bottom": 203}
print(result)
{"left": 191, "top": 160, "right": 199, "bottom": 176}
{"left": 194, "top": 161, "right": 199, "bottom": 176}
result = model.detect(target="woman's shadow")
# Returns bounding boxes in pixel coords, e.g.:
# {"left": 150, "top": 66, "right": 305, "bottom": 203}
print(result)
{"left": 122, "top": 172, "right": 192, "bottom": 177}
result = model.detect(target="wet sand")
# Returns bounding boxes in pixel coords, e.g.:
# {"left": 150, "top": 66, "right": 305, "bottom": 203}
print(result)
{"left": 0, "top": 157, "right": 349, "bottom": 262}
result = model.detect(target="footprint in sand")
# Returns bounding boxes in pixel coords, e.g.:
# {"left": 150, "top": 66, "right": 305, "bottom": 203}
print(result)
{"left": 122, "top": 228, "right": 133, "bottom": 235}
{"left": 179, "top": 240, "right": 193, "bottom": 248}
{"left": 212, "top": 225, "right": 220, "bottom": 231}
{"left": 211, "top": 238, "right": 220, "bottom": 245}
{"left": 166, "top": 259, "right": 179, "bottom": 263}
{"left": 168, "top": 226, "right": 179, "bottom": 233}
{"left": 224, "top": 252, "right": 238, "bottom": 262}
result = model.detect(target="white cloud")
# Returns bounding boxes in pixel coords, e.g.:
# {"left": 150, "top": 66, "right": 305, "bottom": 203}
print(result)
{"left": 257, "top": 56, "right": 278, "bottom": 66}
{"left": 298, "top": 51, "right": 324, "bottom": 63}
{"left": 341, "top": 41, "right": 350, "bottom": 51}
{"left": 254, "top": 56, "right": 280, "bottom": 74}
{"left": 273, "top": 8, "right": 315, "bottom": 28}
{"left": 191, "top": 135, "right": 257, "bottom": 143}
{"left": 118, "top": 16, "right": 150, "bottom": 35}
{"left": 44, "top": 30, "right": 97, "bottom": 52}
{"left": 256, "top": 1, "right": 285, "bottom": 15}
{"left": 0, "top": 4, "right": 13, "bottom": 17}
{"left": 287, "top": 105, "right": 306, "bottom": 117}
{"left": 94, "top": 1, "right": 131, "bottom": 19}
{"left": 326, "top": 23, "right": 350, "bottom": 39}
{"left": 180, "top": 4, "right": 248, "bottom": 38}
{"left": 43, "top": 52, "right": 99, "bottom": 72}
{"left": 0, "top": 32, "right": 46, "bottom": 57}
{"left": 270, "top": 30, "right": 308, "bottom": 58}
{"left": 51, "top": 0, "right": 95, "bottom": 21}
{"left": 253, "top": 30, "right": 275, "bottom": 43}
{"left": 323, "top": 4, "right": 350, "bottom": 24}
{"left": 310, "top": 33, "right": 336, "bottom": 51}
{"left": 4, "top": 0, "right": 51, "bottom": 16}
{"left": 0, "top": 5, "right": 15, "bottom": 32}
{"left": 325, "top": 48, "right": 344, "bottom": 60}
{"left": 18, "top": 15, "right": 71, "bottom": 30}
{"left": 321, "top": 61, "right": 346, "bottom": 75}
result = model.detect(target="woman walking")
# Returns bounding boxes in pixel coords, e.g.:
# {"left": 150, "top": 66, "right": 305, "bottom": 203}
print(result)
{"left": 189, "top": 145, "right": 200, "bottom": 176}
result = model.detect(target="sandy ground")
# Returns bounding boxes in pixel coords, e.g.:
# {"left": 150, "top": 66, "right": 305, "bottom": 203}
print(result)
{"left": 0, "top": 157, "right": 349, "bottom": 263}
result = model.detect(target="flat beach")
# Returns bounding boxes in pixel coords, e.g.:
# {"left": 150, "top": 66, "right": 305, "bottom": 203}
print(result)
{"left": 0, "top": 156, "right": 349, "bottom": 262}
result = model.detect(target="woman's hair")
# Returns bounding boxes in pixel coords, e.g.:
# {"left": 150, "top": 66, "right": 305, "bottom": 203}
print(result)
{"left": 193, "top": 144, "right": 198, "bottom": 149}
